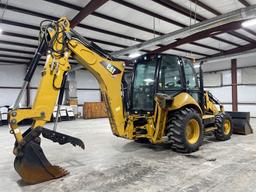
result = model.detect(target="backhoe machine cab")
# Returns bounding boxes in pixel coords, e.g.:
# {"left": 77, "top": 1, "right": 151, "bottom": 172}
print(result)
{"left": 131, "top": 54, "right": 200, "bottom": 113}
{"left": 9, "top": 17, "right": 233, "bottom": 185}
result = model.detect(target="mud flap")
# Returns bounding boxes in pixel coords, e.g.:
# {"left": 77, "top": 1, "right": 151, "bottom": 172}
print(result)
{"left": 14, "top": 127, "right": 85, "bottom": 184}
{"left": 226, "top": 112, "right": 253, "bottom": 135}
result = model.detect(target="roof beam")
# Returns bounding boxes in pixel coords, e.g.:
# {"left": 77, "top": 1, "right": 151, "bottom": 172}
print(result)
{"left": 113, "top": 0, "right": 242, "bottom": 47}
{"left": 0, "top": 2, "right": 209, "bottom": 57}
{"left": 152, "top": 0, "right": 206, "bottom": 21}
{"left": 0, "top": 4, "right": 144, "bottom": 42}
{"left": 0, "top": 27, "right": 137, "bottom": 52}
{"left": 0, "top": 3, "right": 56, "bottom": 20}
{"left": 0, "top": 1, "right": 223, "bottom": 55}
{"left": 0, "top": 47, "right": 35, "bottom": 55}
{"left": 204, "top": 42, "right": 256, "bottom": 60}
{"left": 44, "top": 0, "right": 222, "bottom": 53}
{"left": 111, "top": 5, "right": 256, "bottom": 56}
{"left": 0, "top": 54, "right": 32, "bottom": 60}
{"left": 43, "top": 0, "right": 164, "bottom": 35}
{"left": 189, "top": 0, "right": 256, "bottom": 38}
{"left": 243, "top": 28, "right": 256, "bottom": 36}
{"left": 0, "top": 40, "right": 37, "bottom": 48}
{"left": 228, "top": 31, "right": 255, "bottom": 43}
{"left": 46, "top": 0, "right": 225, "bottom": 52}
{"left": 151, "top": 20, "right": 244, "bottom": 53}
{"left": 189, "top": 0, "right": 221, "bottom": 15}
{"left": 191, "top": 42, "right": 223, "bottom": 52}
{"left": 199, "top": 47, "right": 256, "bottom": 63}
{"left": 238, "top": 0, "right": 250, "bottom": 6}
{"left": 153, "top": 0, "right": 256, "bottom": 43}
{"left": 0, "top": 19, "right": 152, "bottom": 52}
{"left": 112, "top": 0, "right": 186, "bottom": 27}
{"left": 0, "top": 60, "right": 29, "bottom": 65}
{"left": 1, "top": 28, "right": 209, "bottom": 57}
{"left": 70, "top": 0, "right": 109, "bottom": 28}
{"left": 2, "top": 31, "right": 38, "bottom": 40}
{"left": 172, "top": 48, "right": 210, "bottom": 57}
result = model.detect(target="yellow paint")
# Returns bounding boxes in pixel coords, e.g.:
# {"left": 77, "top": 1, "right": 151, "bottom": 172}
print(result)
{"left": 9, "top": 18, "right": 71, "bottom": 142}
{"left": 185, "top": 119, "right": 200, "bottom": 144}
{"left": 202, "top": 114, "right": 215, "bottom": 119}
{"left": 68, "top": 40, "right": 125, "bottom": 137}
{"left": 169, "top": 92, "right": 202, "bottom": 115}
{"left": 204, "top": 91, "right": 219, "bottom": 115}
{"left": 224, "top": 119, "right": 231, "bottom": 135}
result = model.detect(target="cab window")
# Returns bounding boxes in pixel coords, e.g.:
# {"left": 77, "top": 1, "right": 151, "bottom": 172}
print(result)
{"left": 158, "top": 55, "right": 182, "bottom": 91}
{"left": 183, "top": 59, "right": 197, "bottom": 89}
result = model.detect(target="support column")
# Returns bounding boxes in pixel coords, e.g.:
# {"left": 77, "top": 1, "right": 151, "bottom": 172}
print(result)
{"left": 231, "top": 58, "right": 238, "bottom": 112}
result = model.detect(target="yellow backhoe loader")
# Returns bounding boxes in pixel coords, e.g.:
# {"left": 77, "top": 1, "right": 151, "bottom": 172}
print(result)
{"left": 9, "top": 18, "right": 233, "bottom": 184}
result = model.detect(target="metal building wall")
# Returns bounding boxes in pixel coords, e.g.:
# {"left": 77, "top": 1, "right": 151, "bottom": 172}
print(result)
{"left": 0, "top": 64, "right": 26, "bottom": 107}
{"left": 0, "top": 65, "right": 101, "bottom": 114}
{"left": 203, "top": 57, "right": 256, "bottom": 117}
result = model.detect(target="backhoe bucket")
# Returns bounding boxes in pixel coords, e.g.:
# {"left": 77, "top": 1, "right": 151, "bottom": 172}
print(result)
{"left": 14, "top": 140, "right": 68, "bottom": 184}
{"left": 226, "top": 111, "right": 253, "bottom": 135}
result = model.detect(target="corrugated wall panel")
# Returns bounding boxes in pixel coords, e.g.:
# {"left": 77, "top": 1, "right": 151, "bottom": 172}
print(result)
{"left": 237, "top": 86, "right": 256, "bottom": 103}
{"left": 76, "top": 70, "right": 100, "bottom": 89}
{"left": 203, "top": 73, "right": 221, "bottom": 87}
{"left": 0, "top": 65, "right": 25, "bottom": 86}
{"left": 0, "top": 65, "right": 26, "bottom": 107}
{"left": 205, "top": 87, "right": 232, "bottom": 103}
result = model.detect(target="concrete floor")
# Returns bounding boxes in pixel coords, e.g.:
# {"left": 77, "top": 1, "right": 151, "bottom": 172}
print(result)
{"left": 1, "top": 118, "right": 256, "bottom": 192}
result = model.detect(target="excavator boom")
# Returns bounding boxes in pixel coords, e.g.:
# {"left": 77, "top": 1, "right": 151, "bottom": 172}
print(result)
{"left": 9, "top": 17, "right": 125, "bottom": 184}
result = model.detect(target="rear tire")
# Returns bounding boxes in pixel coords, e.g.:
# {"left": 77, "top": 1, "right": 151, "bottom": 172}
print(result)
{"left": 167, "top": 108, "right": 203, "bottom": 153}
{"left": 214, "top": 112, "right": 232, "bottom": 141}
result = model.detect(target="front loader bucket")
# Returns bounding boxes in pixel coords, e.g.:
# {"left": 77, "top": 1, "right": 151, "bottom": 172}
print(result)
{"left": 14, "top": 140, "right": 68, "bottom": 184}
{"left": 226, "top": 111, "right": 253, "bottom": 135}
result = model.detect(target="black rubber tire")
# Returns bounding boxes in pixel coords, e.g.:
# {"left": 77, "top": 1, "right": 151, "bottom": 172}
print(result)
{"left": 167, "top": 108, "right": 203, "bottom": 153}
{"left": 214, "top": 112, "right": 233, "bottom": 141}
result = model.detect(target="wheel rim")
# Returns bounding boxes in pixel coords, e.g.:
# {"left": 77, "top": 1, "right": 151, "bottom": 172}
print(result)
{"left": 185, "top": 119, "right": 200, "bottom": 144}
{"left": 223, "top": 119, "right": 231, "bottom": 135}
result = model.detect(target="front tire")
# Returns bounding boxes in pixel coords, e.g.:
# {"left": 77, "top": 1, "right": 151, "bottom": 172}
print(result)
{"left": 167, "top": 108, "right": 203, "bottom": 153}
{"left": 214, "top": 112, "right": 232, "bottom": 141}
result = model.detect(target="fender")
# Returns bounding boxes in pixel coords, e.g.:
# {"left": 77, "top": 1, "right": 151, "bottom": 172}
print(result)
{"left": 168, "top": 92, "right": 203, "bottom": 115}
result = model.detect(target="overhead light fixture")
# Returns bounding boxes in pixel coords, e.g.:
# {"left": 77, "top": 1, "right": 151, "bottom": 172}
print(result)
{"left": 242, "top": 18, "right": 256, "bottom": 28}
{"left": 129, "top": 52, "right": 141, "bottom": 58}
{"left": 193, "top": 64, "right": 200, "bottom": 68}
{"left": 0, "top": 28, "right": 2, "bottom": 34}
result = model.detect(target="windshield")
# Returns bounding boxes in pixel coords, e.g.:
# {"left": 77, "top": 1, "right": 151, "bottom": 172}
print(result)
{"left": 132, "top": 58, "right": 157, "bottom": 112}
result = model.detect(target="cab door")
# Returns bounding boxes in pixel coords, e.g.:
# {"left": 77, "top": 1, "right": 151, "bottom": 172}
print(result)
{"left": 157, "top": 55, "right": 185, "bottom": 96}
{"left": 182, "top": 58, "right": 200, "bottom": 102}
